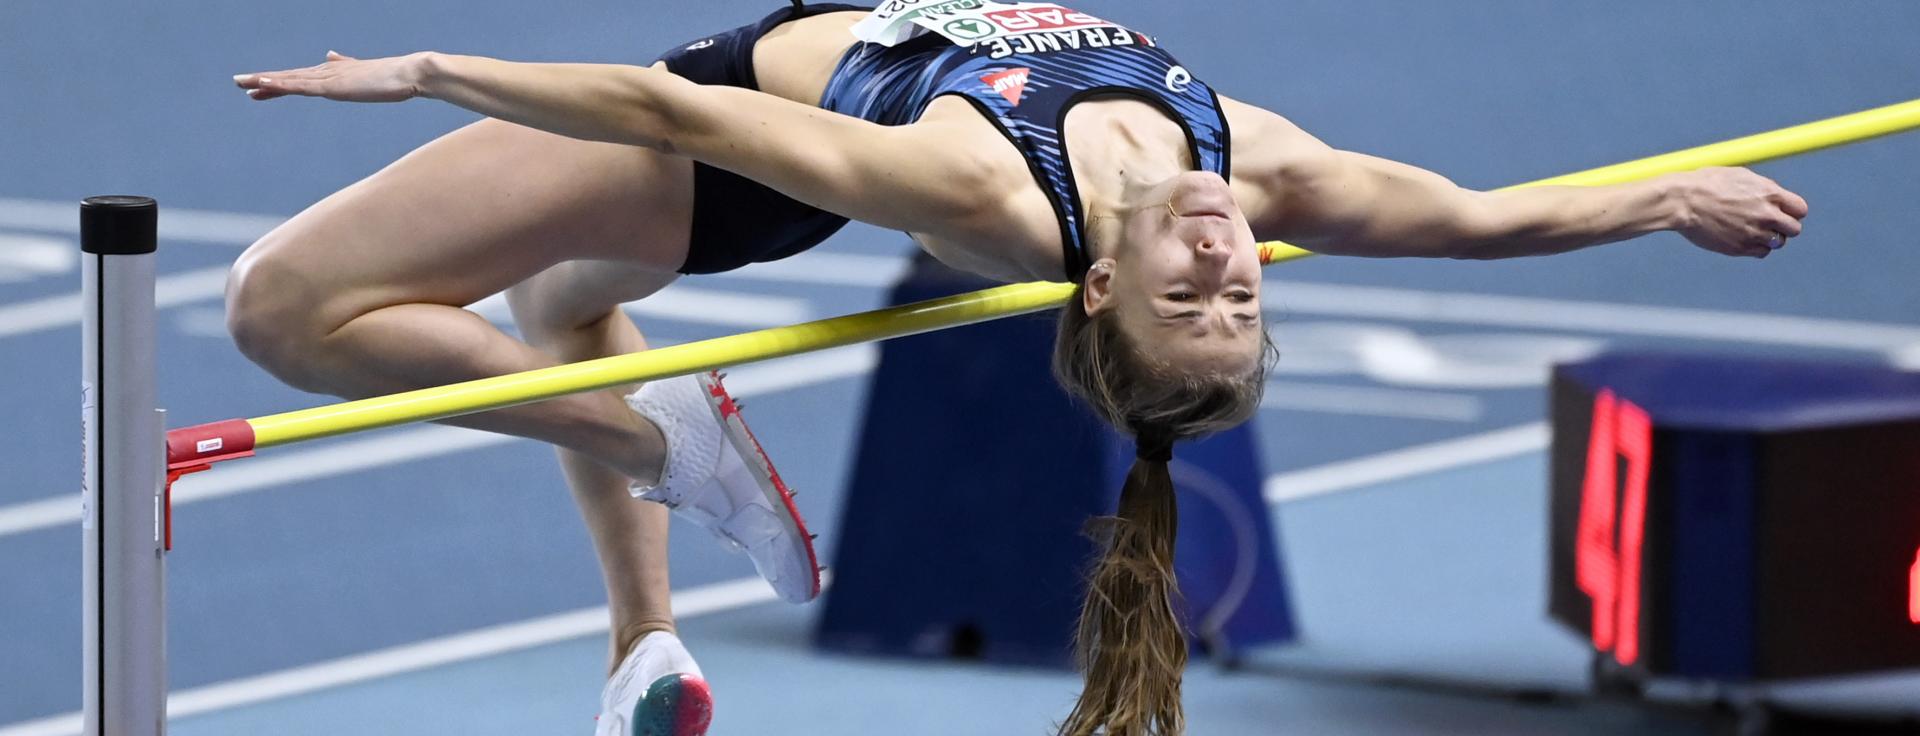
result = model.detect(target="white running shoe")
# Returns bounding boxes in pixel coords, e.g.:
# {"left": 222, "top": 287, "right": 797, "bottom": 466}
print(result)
{"left": 626, "top": 371, "right": 822, "bottom": 604}
{"left": 595, "top": 631, "right": 711, "bottom": 736}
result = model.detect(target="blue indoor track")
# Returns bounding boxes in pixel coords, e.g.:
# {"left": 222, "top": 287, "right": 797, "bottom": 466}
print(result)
{"left": 5, "top": 1, "right": 1920, "bottom": 733}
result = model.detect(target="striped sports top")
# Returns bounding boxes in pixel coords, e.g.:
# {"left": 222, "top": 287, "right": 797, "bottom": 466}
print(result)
{"left": 820, "top": 1, "right": 1231, "bottom": 281}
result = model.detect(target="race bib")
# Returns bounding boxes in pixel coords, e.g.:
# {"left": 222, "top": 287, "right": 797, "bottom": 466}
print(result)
{"left": 851, "top": 0, "right": 992, "bottom": 46}
{"left": 852, "top": 0, "right": 1124, "bottom": 52}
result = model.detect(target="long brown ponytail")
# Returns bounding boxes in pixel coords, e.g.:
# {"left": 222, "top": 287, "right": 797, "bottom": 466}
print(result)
{"left": 1052, "top": 287, "right": 1273, "bottom": 736}
{"left": 1060, "top": 426, "right": 1186, "bottom": 736}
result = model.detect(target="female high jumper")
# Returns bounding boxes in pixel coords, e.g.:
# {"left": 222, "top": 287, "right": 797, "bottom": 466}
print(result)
{"left": 230, "top": 2, "right": 1807, "bottom": 734}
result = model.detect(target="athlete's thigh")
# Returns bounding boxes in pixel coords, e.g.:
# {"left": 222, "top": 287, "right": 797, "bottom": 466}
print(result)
{"left": 236, "top": 117, "right": 693, "bottom": 331}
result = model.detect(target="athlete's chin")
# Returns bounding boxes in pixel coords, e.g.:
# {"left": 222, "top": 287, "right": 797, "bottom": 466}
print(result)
{"left": 1169, "top": 171, "right": 1239, "bottom": 217}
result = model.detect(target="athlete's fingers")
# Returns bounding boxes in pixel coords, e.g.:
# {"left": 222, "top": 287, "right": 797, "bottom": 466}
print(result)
{"left": 1766, "top": 212, "right": 1803, "bottom": 238}
{"left": 251, "top": 75, "right": 321, "bottom": 99}
{"left": 1742, "top": 227, "right": 1781, "bottom": 249}
{"left": 234, "top": 70, "right": 308, "bottom": 90}
{"left": 1770, "top": 188, "right": 1810, "bottom": 219}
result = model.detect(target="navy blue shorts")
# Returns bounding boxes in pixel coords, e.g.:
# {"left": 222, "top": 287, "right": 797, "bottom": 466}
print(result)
{"left": 655, "top": 2, "right": 871, "bottom": 275}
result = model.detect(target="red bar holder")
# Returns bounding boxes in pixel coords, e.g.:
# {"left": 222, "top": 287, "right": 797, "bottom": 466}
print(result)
{"left": 162, "top": 419, "right": 256, "bottom": 550}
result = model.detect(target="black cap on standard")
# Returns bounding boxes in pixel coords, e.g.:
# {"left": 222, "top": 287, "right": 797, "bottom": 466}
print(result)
{"left": 80, "top": 195, "right": 158, "bottom": 255}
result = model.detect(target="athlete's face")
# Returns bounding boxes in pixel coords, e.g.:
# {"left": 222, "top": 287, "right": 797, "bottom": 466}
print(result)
{"left": 1083, "top": 171, "right": 1265, "bottom": 375}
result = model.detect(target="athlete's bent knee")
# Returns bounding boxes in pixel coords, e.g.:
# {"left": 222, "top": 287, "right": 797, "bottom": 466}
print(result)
{"left": 225, "top": 243, "right": 333, "bottom": 389}
{"left": 504, "top": 263, "right": 641, "bottom": 352}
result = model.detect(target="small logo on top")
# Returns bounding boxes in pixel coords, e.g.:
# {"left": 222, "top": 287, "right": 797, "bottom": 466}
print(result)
{"left": 980, "top": 67, "right": 1032, "bottom": 106}
{"left": 944, "top": 18, "right": 996, "bottom": 40}
{"left": 1164, "top": 65, "right": 1192, "bottom": 94}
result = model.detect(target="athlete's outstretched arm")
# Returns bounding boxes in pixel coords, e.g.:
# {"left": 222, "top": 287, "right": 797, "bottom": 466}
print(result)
{"left": 234, "top": 52, "right": 993, "bottom": 236}
{"left": 1221, "top": 98, "right": 1809, "bottom": 260}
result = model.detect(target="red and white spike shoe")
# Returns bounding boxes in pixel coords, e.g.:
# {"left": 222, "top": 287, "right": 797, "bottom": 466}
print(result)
{"left": 625, "top": 371, "right": 822, "bottom": 604}
{"left": 596, "top": 631, "right": 712, "bottom": 736}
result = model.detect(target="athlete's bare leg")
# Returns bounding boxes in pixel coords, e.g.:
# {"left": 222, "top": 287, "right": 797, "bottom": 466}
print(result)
{"left": 509, "top": 260, "right": 684, "bottom": 669}
{"left": 225, "top": 14, "right": 875, "bottom": 669}
{"left": 228, "top": 117, "right": 691, "bottom": 484}
{"left": 226, "top": 117, "right": 695, "bottom": 664}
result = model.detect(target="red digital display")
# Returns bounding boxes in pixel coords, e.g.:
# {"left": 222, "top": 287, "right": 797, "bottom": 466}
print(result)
{"left": 1574, "top": 391, "right": 1619, "bottom": 651}
{"left": 1910, "top": 548, "right": 1920, "bottom": 625}
{"left": 1574, "top": 389, "right": 1653, "bottom": 666}
{"left": 1549, "top": 358, "right": 1920, "bottom": 681}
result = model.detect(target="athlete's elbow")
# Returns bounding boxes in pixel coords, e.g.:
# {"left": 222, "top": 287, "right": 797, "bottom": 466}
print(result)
{"left": 1434, "top": 198, "right": 1512, "bottom": 259}
{"left": 1436, "top": 229, "right": 1520, "bottom": 260}
{"left": 619, "top": 67, "right": 692, "bottom": 153}
{"left": 1344, "top": 220, "right": 1499, "bottom": 259}
{"left": 1345, "top": 234, "right": 1490, "bottom": 260}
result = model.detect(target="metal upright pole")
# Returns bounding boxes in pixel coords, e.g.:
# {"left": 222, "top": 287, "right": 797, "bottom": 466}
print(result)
{"left": 81, "top": 196, "right": 166, "bottom": 735}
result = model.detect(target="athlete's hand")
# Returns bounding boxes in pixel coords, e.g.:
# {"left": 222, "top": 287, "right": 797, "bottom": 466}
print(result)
{"left": 233, "top": 51, "right": 427, "bottom": 103}
{"left": 1671, "top": 167, "right": 1809, "bottom": 258}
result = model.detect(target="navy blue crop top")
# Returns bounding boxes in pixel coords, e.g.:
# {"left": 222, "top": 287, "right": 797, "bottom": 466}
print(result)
{"left": 820, "top": 2, "right": 1231, "bottom": 281}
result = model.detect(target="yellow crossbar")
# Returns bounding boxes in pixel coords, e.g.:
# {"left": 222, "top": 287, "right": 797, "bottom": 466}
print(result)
{"left": 244, "top": 97, "right": 1920, "bottom": 449}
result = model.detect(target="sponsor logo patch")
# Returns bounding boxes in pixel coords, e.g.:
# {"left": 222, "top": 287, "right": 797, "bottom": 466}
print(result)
{"left": 980, "top": 67, "right": 1032, "bottom": 105}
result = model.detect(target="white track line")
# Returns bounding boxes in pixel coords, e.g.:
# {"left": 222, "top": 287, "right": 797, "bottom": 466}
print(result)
{"left": 0, "top": 425, "right": 510, "bottom": 538}
{"left": 467, "top": 286, "right": 815, "bottom": 329}
{"left": 0, "top": 345, "right": 879, "bottom": 539}
{"left": 12, "top": 262, "right": 1918, "bottom": 357}
{"left": 718, "top": 251, "right": 911, "bottom": 288}
{"left": 0, "top": 420, "right": 1548, "bottom": 733}
{"left": 1262, "top": 380, "right": 1485, "bottom": 422}
{"left": 0, "top": 576, "right": 795, "bottom": 736}
{"left": 6, "top": 190, "right": 1916, "bottom": 352}
{"left": 0, "top": 198, "right": 281, "bottom": 245}
{"left": 622, "top": 286, "right": 813, "bottom": 326}
{"left": 0, "top": 233, "right": 74, "bottom": 282}
{"left": 1268, "top": 280, "right": 1920, "bottom": 353}
{"left": 0, "top": 196, "right": 908, "bottom": 284}
{"left": 6, "top": 268, "right": 812, "bottom": 338}
{"left": 1263, "top": 422, "right": 1550, "bottom": 504}
{"left": 1895, "top": 344, "right": 1920, "bottom": 371}
{"left": 0, "top": 265, "right": 230, "bottom": 339}
{"left": 721, "top": 257, "right": 1920, "bottom": 356}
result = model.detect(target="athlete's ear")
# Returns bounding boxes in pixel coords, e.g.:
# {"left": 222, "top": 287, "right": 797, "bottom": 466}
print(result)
{"left": 1082, "top": 258, "right": 1117, "bottom": 316}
